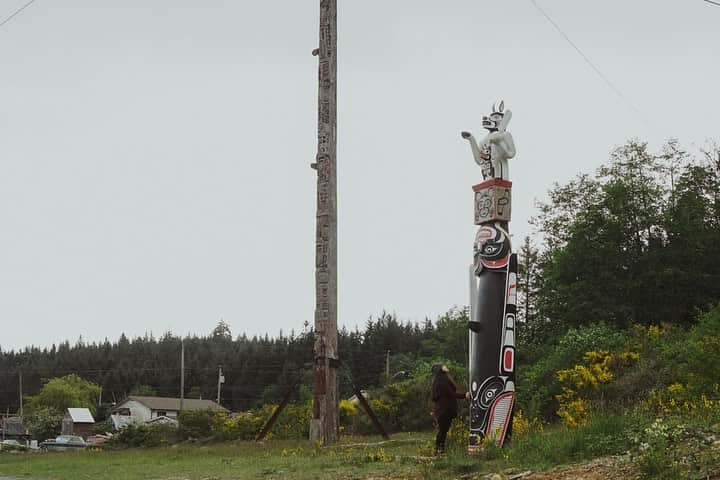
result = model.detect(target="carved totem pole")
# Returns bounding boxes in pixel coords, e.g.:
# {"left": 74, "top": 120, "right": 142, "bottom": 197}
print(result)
{"left": 461, "top": 100, "right": 517, "bottom": 451}
{"left": 310, "top": 0, "right": 339, "bottom": 445}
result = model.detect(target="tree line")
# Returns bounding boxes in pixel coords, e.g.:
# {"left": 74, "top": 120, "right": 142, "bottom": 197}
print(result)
{"left": 0, "top": 312, "right": 469, "bottom": 414}
{"left": 1, "top": 138, "right": 717, "bottom": 423}
{"left": 518, "top": 140, "right": 720, "bottom": 361}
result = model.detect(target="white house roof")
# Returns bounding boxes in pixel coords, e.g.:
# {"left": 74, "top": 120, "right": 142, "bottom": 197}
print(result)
{"left": 67, "top": 408, "right": 95, "bottom": 424}
{"left": 113, "top": 396, "right": 227, "bottom": 413}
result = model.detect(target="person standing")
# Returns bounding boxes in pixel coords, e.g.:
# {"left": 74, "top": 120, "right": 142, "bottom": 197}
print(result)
{"left": 431, "top": 364, "right": 470, "bottom": 454}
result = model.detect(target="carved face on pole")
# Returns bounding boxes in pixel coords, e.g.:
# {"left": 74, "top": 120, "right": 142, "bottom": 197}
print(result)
{"left": 481, "top": 100, "right": 506, "bottom": 132}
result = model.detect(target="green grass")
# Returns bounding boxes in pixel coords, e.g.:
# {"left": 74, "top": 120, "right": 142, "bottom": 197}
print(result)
{"left": 426, "top": 412, "right": 639, "bottom": 477}
{"left": 0, "top": 415, "right": 641, "bottom": 480}
{"left": 504, "top": 411, "right": 636, "bottom": 470}
{"left": 3, "top": 433, "right": 425, "bottom": 480}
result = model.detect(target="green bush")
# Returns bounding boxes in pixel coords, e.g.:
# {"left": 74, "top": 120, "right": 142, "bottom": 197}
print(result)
{"left": 637, "top": 436, "right": 679, "bottom": 480}
{"left": 354, "top": 398, "right": 400, "bottom": 435}
{"left": 604, "top": 305, "right": 720, "bottom": 414}
{"left": 517, "top": 323, "right": 630, "bottom": 420}
{"left": 354, "top": 359, "right": 467, "bottom": 434}
{"left": 178, "top": 409, "right": 219, "bottom": 439}
{"left": 106, "top": 423, "right": 179, "bottom": 449}
{"left": 629, "top": 406, "right": 720, "bottom": 479}
{"left": 176, "top": 403, "right": 311, "bottom": 442}
{"left": 678, "top": 304, "right": 720, "bottom": 393}
{"left": 633, "top": 417, "right": 688, "bottom": 480}
{"left": 338, "top": 399, "right": 357, "bottom": 433}
{"left": 251, "top": 402, "right": 311, "bottom": 440}
{"left": 215, "top": 412, "right": 264, "bottom": 441}
{"left": 25, "top": 406, "right": 63, "bottom": 441}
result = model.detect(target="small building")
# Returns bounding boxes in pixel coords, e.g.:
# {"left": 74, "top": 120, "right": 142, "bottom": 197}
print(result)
{"left": 61, "top": 408, "right": 95, "bottom": 438}
{"left": 111, "top": 396, "right": 226, "bottom": 425}
{"left": 0, "top": 416, "right": 29, "bottom": 442}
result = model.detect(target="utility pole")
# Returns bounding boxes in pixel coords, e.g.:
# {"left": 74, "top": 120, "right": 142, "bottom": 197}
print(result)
{"left": 180, "top": 338, "right": 185, "bottom": 412}
{"left": 385, "top": 350, "right": 390, "bottom": 382}
{"left": 216, "top": 366, "right": 224, "bottom": 404}
{"left": 18, "top": 369, "right": 23, "bottom": 417}
{"left": 309, "top": 0, "right": 339, "bottom": 445}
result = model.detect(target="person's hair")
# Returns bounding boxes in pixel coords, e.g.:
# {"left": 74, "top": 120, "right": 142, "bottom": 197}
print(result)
{"left": 431, "top": 364, "right": 458, "bottom": 397}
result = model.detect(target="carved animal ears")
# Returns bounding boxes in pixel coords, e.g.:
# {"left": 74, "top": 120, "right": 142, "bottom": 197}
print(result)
{"left": 492, "top": 100, "right": 505, "bottom": 114}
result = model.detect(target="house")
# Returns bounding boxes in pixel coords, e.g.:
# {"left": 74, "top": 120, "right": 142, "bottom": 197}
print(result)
{"left": 61, "top": 408, "right": 95, "bottom": 438}
{"left": 111, "top": 396, "right": 226, "bottom": 425}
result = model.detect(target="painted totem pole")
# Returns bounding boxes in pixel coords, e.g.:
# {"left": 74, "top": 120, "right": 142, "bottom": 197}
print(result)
{"left": 461, "top": 100, "right": 517, "bottom": 451}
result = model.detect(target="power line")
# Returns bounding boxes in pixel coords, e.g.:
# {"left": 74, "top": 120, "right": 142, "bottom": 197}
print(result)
{"left": 704, "top": 0, "right": 720, "bottom": 6}
{"left": 528, "top": 0, "right": 651, "bottom": 128}
{"left": 0, "top": 0, "right": 37, "bottom": 30}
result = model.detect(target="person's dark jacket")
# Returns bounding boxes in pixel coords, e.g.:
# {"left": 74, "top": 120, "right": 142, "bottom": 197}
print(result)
{"left": 431, "top": 373, "right": 466, "bottom": 418}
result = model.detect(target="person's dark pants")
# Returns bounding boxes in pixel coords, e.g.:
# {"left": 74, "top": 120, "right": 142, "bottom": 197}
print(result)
{"left": 435, "top": 412, "right": 455, "bottom": 452}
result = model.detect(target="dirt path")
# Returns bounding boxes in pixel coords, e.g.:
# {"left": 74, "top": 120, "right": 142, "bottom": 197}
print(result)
{"left": 516, "top": 455, "right": 636, "bottom": 480}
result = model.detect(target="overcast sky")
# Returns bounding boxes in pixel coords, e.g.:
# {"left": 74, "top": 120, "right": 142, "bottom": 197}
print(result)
{"left": 1, "top": 0, "right": 718, "bottom": 350}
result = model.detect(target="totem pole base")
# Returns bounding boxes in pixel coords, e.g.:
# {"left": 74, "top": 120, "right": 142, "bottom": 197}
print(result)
{"left": 467, "top": 434, "right": 482, "bottom": 454}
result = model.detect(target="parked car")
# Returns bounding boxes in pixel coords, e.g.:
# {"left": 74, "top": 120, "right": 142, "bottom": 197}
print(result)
{"left": 85, "top": 434, "right": 112, "bottom": 446}
{"left": 0, "top": 439, "right": 30, "bottom": 451}
{"left": 40, "top": 435, "right": 88, "bottom": 451}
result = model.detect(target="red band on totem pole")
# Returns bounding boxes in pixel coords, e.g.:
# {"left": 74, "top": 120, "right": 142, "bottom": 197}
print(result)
{"left": 472, "top": 179, "right": 513, "bottom": 192}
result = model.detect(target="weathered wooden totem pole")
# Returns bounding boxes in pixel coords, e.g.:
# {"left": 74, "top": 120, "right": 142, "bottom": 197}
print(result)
{"left": 461, "top": 100, "right": 517, "bottom": 451}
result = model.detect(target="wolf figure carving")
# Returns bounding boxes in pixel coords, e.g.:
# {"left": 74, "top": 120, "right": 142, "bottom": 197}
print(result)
{"left": 462, "top": 100, "right": 517, "bottom": 452}
{"left": 461, "top": 100, "right": 516, "bottom": 181}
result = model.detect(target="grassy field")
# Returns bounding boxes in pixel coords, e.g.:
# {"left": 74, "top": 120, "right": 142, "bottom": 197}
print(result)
{"left": 0, "top": 414, "right": 653, "bottom": 480}
{"left": 0, "top": 433, "right": 432, "bottom": 480}
{"left": 3, "top": 413, "right": 717, "bottom": 480}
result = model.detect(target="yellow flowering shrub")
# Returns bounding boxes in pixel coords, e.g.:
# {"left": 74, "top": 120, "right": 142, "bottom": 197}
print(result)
{"left": 179, "top": 402, "right": 311, "bottom": 441}
{"left": 218, "top": 411, "right": 265, "bottom": 440}
{"left": 646, "top": 383, "right": 720, "bottom": 417}
{"left": 617, "top": 350, "right": 641, "bottom": 365}
{"left": 555, "top": 348, "right": 639, "bottom": 427}
{"left": 339, "top": 399, "right": 357, "bottom": 419}
{"left": 512, "top": 409, "right": 544, "bottom": 436}
{"left": 633, "top": 323, "right": 671, "bottom": 342}
{"left": 556, "top": 395, "right": 588, "bottom": 428}
{"left": 647, "top": 325, "right": 662, "bottom": 339}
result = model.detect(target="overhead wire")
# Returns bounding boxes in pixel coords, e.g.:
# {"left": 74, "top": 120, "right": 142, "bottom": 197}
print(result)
{"left": 528, "top": 0, "right": 652, "bottom": 130}
{"left": 0, "top": 0, "right": 37, "bottom": 30}
{"left": 704, "top": 0, "right": 720, "bottom": 6}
